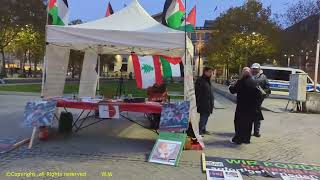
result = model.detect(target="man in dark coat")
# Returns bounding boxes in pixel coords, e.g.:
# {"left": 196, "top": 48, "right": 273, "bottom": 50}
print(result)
{"left": 251, "top": 63, "right": 271, "bottom": 137}
{"left": 229, "top": 67, "right": 261, "bottom": 144}
{"left": 195, "top": 67, "right": 215, "bottom": 135}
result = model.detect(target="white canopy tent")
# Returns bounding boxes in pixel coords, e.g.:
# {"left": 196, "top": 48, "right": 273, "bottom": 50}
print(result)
{"left": 43, "top": 0, "right": 203, "bottom": 147}
{"left": 46, "top": 0, "right": 193, "bottom": 57}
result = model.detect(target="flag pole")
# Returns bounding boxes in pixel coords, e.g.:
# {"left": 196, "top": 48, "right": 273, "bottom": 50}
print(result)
{"left": 184, "top": 0, "right": 187, "bottom": 65}
{"left": 41, "top": 1, "right": 50, "bottom": 98}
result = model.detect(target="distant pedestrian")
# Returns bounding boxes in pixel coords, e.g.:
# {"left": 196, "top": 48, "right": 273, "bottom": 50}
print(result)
{"left": 28, "top": 67, "right": 32, "bottom": 78}
{"left": 195, "top": 67, "right": 215, "bottom": 136}
{"left": 229, "top": 67, "right": 260, "bottom": 144}
{"left": 251, "top": 63, "right": 271, "bottom": 137}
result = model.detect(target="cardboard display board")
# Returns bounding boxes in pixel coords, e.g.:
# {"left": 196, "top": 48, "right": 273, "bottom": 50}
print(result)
{"left": 98, "top": 104, "right": 120, "bottom": 119}
{"left": 23, "top": 101, "right": 57, "bottom": 127}
{"left": 149, "top": 132, "right": 186, "bottom": 166}
{"left": 159, "top": 101, "right": 190, "bottom": 132}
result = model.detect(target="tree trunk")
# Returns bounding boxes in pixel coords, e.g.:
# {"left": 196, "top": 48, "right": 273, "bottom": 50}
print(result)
{"left": 1, "top": 48, "right": 6, "bottom": 77}
{"left": 34, "top": 61, "right": 38, "bottom": 72}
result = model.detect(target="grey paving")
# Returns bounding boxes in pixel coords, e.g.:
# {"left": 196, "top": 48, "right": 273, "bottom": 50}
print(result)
{"left": 0, "top": 94, "right": 319, "bottom": 180}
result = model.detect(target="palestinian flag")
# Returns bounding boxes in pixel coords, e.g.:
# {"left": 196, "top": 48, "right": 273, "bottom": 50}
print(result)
{"left": 180, "top": 6, "right": 196, "bottom": 32}
{"left": 159, "top": 56, "right": 182, "bottom": 78}
{"left": 48, "top": 0, "right": 69, "bottom": 25}
{"left": 162, "top": 0, "right": 185, "bottom": 29}
{"left": 132, "top": 54, "right": 163, "bottom": 89}
{"left": 105, "top": 2, "right": 114, "bottom": 17}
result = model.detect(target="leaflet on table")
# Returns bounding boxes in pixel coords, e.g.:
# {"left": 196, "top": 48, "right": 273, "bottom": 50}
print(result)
{"left": 206, "top": 169, "right": 243, "bottom": 180}
{"left": 80, "top": 97, "right": 103, "bottom": 103}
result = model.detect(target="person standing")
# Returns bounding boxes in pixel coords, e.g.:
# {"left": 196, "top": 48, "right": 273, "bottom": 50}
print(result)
{"left": 251, "top": 63, "right": 271, "bottom": 137}
{"left": 195, "top": 67, "right": 215, "bottom": 135}
{"left": 229, "top": 67, "right": 260, "bottom": 144}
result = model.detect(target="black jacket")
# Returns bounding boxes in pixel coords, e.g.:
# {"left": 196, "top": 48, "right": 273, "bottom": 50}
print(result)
{"left": 195, "top": 76, "right": 215, "bottom": 114}
{"left": 229, "top": 76, "right": 261, "bottom": 121}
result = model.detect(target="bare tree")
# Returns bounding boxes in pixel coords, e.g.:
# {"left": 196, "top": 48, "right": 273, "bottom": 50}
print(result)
{"left": 285, "top": 0, "right": 320, "bottom": 26}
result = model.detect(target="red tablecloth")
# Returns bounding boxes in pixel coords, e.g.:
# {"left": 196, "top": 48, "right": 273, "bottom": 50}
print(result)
{"left": 56, "top": 100, "right": 162, "bottom": 114}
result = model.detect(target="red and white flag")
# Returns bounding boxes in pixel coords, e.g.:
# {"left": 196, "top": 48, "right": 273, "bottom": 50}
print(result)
{"left": 132, "top": 54, "right": 163, "bottom": 89}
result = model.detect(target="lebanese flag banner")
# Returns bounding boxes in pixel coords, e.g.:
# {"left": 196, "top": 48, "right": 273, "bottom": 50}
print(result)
{"left": 105, "top": 2, "right": 114, "bottom": 17}
{"left": 132, "top": 54, "right": 163, "bottom": 89}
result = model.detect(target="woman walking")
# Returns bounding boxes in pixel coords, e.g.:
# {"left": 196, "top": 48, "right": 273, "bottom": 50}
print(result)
{"left": 229, "top": 67, "right": 261, "bottom": 145}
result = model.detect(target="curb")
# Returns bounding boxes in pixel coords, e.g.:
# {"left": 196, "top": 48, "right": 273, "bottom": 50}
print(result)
{"left": 0, "top": 91, "right": 40, "bottom": 97}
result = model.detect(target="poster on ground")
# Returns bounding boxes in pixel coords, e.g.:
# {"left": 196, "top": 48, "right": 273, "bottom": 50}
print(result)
{"left": 23, "top": 101, "right": 57, "bottom": 127}
{"left": 205, "top": 156, "right": 320, "bottom": 179}
{"left": 148, "top": 132, "right": 186, "bottom": 166}
{"left": 206, "top": 169, "right": 243, "bottom": 180}
{"left": 159, "top": 101, "right": 190, "bottom": 132}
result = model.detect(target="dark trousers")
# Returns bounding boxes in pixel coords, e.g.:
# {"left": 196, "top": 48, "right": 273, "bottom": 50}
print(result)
{"left": 253, "top": 120, "right": 261, "bottom": 133}
{"left": 234, "top": 118, "right": 254, "bottom": 143}
{"left": 199, "top": 113, "right": 210, "bottom": 133}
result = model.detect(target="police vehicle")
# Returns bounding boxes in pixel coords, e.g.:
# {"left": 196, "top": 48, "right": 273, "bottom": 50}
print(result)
{"left": 260, "top": 66, "right": 320, "bottom": 92}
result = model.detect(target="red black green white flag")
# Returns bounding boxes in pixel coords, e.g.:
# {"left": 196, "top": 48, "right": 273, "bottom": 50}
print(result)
{"left": 159, "top": 56, "right": 182, "bottom": 78}
{"left": 105, "top": 2, "right": 114, "bottom": 17}
{"left": 180, "top": 5, "right": 196, "bottom": 32}
{"left": 162, "top": 0, "right": 185, "bottom": 29}
{"left": 132, "top": 54, "right": 163, "bottom": 89}
{"left": 48, "top": 0, "right": 69, "bottom": 25}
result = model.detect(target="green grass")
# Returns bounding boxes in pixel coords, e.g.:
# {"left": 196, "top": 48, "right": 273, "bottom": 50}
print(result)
{"left": 0, "top": 80, "right": 184, "bottom": 98}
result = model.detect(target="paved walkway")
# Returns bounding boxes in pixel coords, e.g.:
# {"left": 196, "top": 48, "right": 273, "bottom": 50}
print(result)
{"left": 212, "top": 82, "right": 290, "bottom": 113}
{"left": 0, "top": 94, "right": 319, "bottom": 180}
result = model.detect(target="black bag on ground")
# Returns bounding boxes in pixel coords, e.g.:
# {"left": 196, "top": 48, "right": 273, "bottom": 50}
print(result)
{"left": 59, "top": 112, "right": 73, "bottom": 133}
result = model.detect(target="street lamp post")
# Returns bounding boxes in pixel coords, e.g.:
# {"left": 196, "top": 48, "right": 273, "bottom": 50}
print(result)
{"left": 284, "top": 54, "right": 294, "bottom": 67}
{"left": 313, "top": 16, "right": 320, "bottom": 92}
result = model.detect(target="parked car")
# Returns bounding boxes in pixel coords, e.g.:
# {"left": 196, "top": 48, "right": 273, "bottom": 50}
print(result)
{"left": 261, "top": 66, "right": 320, "bottom": 92}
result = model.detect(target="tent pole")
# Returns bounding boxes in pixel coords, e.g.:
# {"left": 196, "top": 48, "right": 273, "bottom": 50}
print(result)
{"left": 97, "top": 54, "right": 101, "bottom": 96}
{"left": 41, "top": 2, "right": 50, "bottom": 98}
{"left": 40, "top": 56, "right": 46, "bottom": 98}
{"left": 184, "top": 0, "right": 187, "bottom": 65}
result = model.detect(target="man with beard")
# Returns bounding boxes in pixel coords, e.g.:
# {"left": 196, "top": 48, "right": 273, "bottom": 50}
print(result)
{"left": 229, "top": 67, "right": 261, "bottom": 144}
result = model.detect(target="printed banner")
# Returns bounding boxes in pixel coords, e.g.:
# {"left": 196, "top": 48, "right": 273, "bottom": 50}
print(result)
{"left": 159, "top": 101, "right": 190, "bottom": 132}
{"left": 206, "top": 157, "right": 320, "bottom": 179}
{"left": 23, "top": 101, "right": 57, "bottom": 127}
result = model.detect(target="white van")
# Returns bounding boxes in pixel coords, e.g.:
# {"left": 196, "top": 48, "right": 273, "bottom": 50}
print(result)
{"left": 260, "top": 66, "right": 320, "bottom": 92}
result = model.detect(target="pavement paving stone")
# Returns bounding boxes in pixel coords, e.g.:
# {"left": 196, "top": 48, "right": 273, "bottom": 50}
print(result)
{"left": 0, "top": 94, "right": 319, "bottom": 180}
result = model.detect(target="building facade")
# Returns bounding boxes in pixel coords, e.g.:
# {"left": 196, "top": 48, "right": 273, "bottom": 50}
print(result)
{"left": 284, "top": 14, "right": 320, "bottom": 80}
